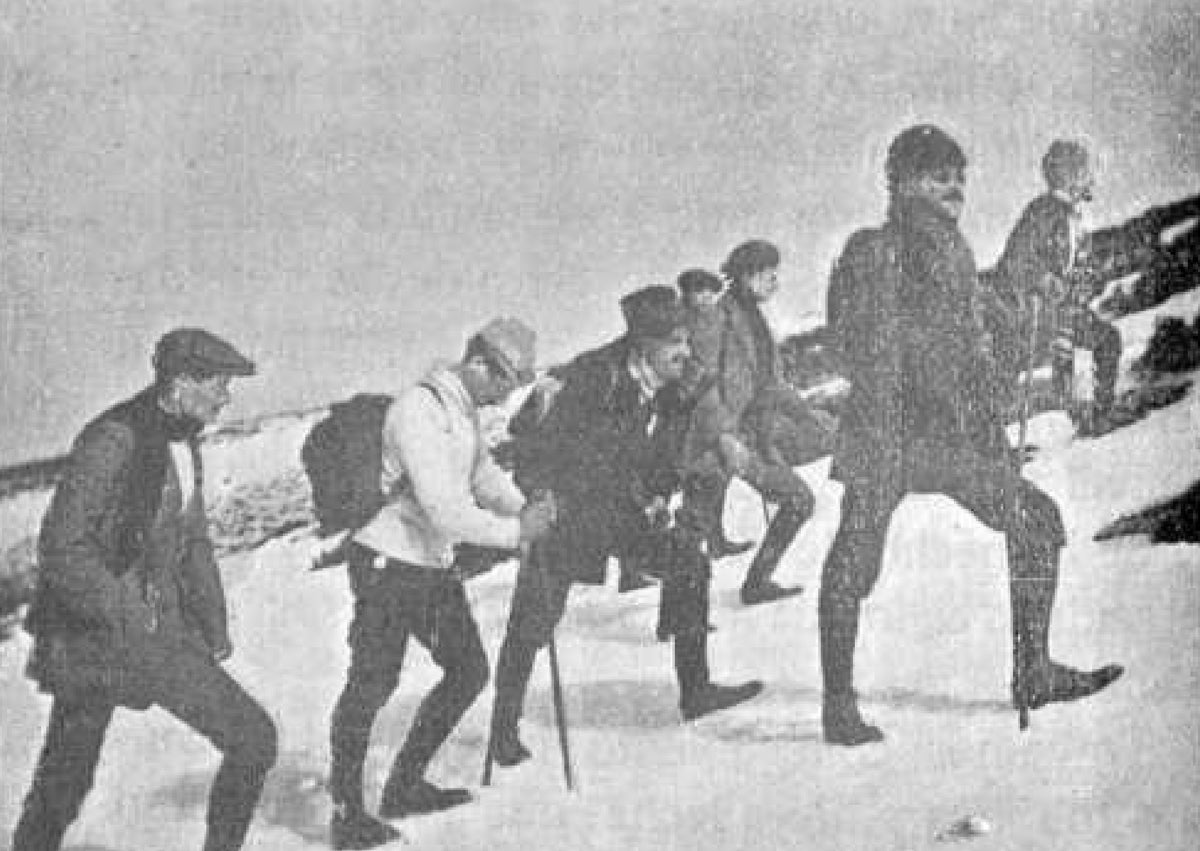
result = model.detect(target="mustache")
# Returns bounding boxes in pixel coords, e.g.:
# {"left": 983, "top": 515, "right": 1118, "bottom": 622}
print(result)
{"left": 943, "top": 189, "right": 964, "bottom": 204}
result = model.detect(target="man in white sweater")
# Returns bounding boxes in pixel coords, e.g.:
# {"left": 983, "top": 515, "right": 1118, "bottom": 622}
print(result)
{"left": 328, "top": 317, "right": 555, "bottom": 850}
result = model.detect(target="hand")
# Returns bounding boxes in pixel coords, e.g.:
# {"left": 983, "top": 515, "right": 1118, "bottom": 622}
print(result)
{"left": 519, "top": 490, "right": 557, "bottom": 543}
{"left": 643, "top": 495, "right": 671, "bottom": 531}
{"left": 1036, "top": 272, "right": 1069, "bottom": 303}
{"left": 718, "top": 433, "right": 752, "bottom": 477}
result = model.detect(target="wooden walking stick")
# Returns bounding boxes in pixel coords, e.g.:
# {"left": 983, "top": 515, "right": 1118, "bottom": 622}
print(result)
{"left": 1010, "top": 295, "right": 1042, "bottom": 731}
{"left": 482, "top": 497, "right": 574, "bottom": 790}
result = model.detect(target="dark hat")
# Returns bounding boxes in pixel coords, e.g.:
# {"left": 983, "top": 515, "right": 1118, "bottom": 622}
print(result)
{"left": 620, "top": 286, "right": 686, "bottom": 340}
{"left": 476, "top": 316, "right": 537, "bottom": 384}
{"left": 152, "top": 327, "right": 256, "bottom": 380}
{"left": 676, "top": 268, "right": 724, "bottom": 294}
{"left": 885, "top": 124, "right": 967, "bottom": 187}
{"left": 720, "top": 240, "right": 781, "bottom": 283}
{"left": 1042, "top": 139, "right": 1091, "bottom": 188}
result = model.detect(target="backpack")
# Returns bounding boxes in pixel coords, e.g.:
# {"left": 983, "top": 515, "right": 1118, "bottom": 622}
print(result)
{"left": 301, "top": 393, "right": 394, "bottom": 538}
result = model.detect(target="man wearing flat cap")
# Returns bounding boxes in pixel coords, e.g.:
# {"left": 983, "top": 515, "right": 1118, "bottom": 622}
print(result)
{"left": 820, "top": 124, "right": 1122, "bottom": 746}
{"left": 13, "top": 328, "right": 276, "bottom": 851}
{"left": 487, "top": 286, "right": 763, "bottom": 770}
{"left": 327, "top": 317, "right": 556, "bottom": 848}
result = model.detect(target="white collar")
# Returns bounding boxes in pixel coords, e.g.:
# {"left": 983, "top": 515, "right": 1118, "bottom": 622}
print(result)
{"left": 627, "top": 349, "right": 666, "bottom": 403}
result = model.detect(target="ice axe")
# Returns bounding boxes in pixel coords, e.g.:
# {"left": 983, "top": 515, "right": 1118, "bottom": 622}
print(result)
{"left": 1009, "top": 296, "right": 1042, "bottom": 732}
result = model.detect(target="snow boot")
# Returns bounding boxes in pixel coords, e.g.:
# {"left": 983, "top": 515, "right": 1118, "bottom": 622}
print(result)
{"left": 1010, "top": 576, "right": 1124, "bottom": 723}
{"left": 331, "top": 805, "right": 401, "bottom": 850}
{"left": 819, "top": 591, "right": 883, "bottom": 745}
{"left": 674, "top": 630, "right": 762, "bottom": 720}
{"left": 822, "top": 693, "right": 884, "bottom": 746}
{"left": 708, "top": 532, "right": 755, "bottom": 560}
{"left": 740, "top": 501, "right": 806, "bottom": 605}
{"left": 680, "top": 680, "right": 765, "bottom": 721}
{"left": 379, "top": 778, "right": 471, "bottom": 819}
{"left": 488, "top": 722, "right": 532, "bottom": 767}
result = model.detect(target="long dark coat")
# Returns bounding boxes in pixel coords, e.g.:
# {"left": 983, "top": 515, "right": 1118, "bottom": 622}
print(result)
{"left": 511, "top": 338, "right": 696, "bottom": 584}
{"left": 23, "top": 388, "right": 229, "bottom": 707}
{"left": 827, "top": 196, "right": 1009, "bottom": 508}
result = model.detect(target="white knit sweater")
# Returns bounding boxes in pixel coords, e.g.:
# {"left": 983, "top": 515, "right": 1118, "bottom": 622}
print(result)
{"left": 354, "top": 365, "right": 525, "bottom": 569}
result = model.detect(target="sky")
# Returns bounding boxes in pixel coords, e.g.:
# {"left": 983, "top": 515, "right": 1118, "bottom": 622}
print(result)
{"left": 2, "top": 0, "right": 1198, "bottom": 465}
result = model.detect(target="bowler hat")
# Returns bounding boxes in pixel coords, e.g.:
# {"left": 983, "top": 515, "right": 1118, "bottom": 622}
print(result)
{"left": 621, "top": 286, "right": 686, "bottom": 340}
{"left": 477, "top": 316, "right": 536, "bottom": 384}
{"left": 152, "top": 327, "right": 256, "bottom": 379}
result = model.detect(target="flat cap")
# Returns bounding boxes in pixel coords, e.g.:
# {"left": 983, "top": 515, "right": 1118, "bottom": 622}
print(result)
{"left": 477, "top": 316, "right": 537, "bottom": 384}
{"left": 621, "top": 285, "right": 687, "bottom": 340}
{"left": 676, "top": 268, "right": 724, "bottom": 294}
{"left": 886, "top": 124, "right": 967, "bottom": 185}
{"left": 153, "top": 327, "right": 256, "bottom": 379}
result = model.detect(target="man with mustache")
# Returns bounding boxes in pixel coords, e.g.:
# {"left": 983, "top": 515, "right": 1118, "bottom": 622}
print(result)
{"left": 13, "top": 328, "right": 277, "bottom": 851}
{"left": 820, "top": 124, "right": 1123, "bottom": 746}
{"left": 488, "top": 286, "right": 763, "bottom": 768}
{"left": 992, "top": 140, "right": 1128, "bottom": 436}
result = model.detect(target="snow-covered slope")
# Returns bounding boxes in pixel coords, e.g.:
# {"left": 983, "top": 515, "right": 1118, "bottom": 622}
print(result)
{"left": 1, "top": 298, "right": 1197, "bottom": 851}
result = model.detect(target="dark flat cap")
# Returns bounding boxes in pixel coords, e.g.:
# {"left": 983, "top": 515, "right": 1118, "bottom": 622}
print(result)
{"left": 153, "top": 327, "right": 256, "bottom": 379}
{"left": 621, "top": 286, "right": 686, "bottom": 340}
{"left": 676, "top": 268, "right": 724, "bottom": 294}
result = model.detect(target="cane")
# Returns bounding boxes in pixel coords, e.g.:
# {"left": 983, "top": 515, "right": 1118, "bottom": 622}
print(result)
{"left": 1010, "top": 295, "right": 1042, "bottom": 731}
{"left": 482, "top": 506, "right": 575, "bottom": 790}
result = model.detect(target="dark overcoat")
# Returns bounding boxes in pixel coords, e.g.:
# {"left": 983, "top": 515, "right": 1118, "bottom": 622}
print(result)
{"left": 827, "top": 196, "right": 1009, "bottom": 508}
{"left": 512, "top": 338, "right": 695, "bottom": 584}
{"left": 23, "top": 388, "right": 229, "bottom": 707}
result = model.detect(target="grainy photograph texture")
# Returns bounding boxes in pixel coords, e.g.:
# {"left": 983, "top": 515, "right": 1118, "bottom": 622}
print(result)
{"left": 1, "top": 2, "right": 1198, "bottom": 850}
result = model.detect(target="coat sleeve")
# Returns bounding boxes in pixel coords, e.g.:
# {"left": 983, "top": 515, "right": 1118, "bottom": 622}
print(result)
{"left": 471, "top": 451, "right": 526, "bottom": 517}
{"left": 37, "top": 421, "right": 151, "bottom": 633}
{"left": 393, "top": 389, "right": 522, "bottom": 549}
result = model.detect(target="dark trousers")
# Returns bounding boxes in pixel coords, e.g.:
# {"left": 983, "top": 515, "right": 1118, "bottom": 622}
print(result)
{"left": 13, "top": 645, "right": 277, "bottom": 851}
{"left": 819, "top": 441, "right": 1065, "bottom": 699}
{"left": 1053, "top": 310, "right": 1122, "bottom": 410}
{"left": 491, "top": 537, "right": 713, "bottom": 734}
{"left": 328, "top": 556, "right": 488, "bottom": 811}
{"left": 684, "top": 456, "right": 814, "bottom": 589}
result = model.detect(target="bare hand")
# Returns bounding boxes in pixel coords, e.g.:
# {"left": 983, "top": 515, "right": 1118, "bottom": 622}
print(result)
{"left": 718, "top": 433, "right": 752, "bottom": 477}
{"left": 519, "top": 491, "right": 557, "bottom": 543}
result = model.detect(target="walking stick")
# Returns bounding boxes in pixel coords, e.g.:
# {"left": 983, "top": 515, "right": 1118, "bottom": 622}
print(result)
{"left": 481, "top": 537, "right": 575, "bottom": 790}
{"left": 1010, "top": 296, "right": 1042, "bottom": 731}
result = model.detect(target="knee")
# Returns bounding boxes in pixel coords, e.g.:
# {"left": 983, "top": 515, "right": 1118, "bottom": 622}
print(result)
{"left": 1019, "top": 486, "right": 1065, "bottom": 549}
{"left": 820, "top": 531, "right": 880, "bottom": 602}
{"left": 229, "top": 704, "right": 278, "bottom": 771}
{"left": 450, "top": 647, "right": 490, "bottom": 699}
{"left": 781, "top": 481, "right": 815, "bottom": 519}
{"left": 341, "top": 667, "right": 401, "bottom": 716}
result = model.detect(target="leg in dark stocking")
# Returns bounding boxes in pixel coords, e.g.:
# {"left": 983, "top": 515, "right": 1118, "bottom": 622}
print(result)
{"left": 12, "top": 700, "right": 113, "bottom": 851}
{"left": 381, "top": 581, "right": 488, "bottom": 818}
{"left": 740, "top": 467, "right": 813, "bottom": 605}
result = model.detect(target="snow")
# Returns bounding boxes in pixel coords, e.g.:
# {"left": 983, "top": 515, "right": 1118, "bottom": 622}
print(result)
{"left": 3, "top": 342, "right": 1199, "bottom": 851}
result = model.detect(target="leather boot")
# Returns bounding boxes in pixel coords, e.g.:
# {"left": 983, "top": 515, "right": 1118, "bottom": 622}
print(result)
{"left": 379, "top": 778, "right": 471, "bottom": 819}
{"left": 819, "top": 591, "right": 883, "bottom": 746}
{"left": 708, "top": 532, "right": 755, "bottom": 560}
{"left": 1010, "top": 576, "right": 1124, "bottom": 720}
{"left": 674, "top": 630, "right": 762, "bottom": 720}
{"left": 741, "top": 502, "right": 806, "bottom": 605}
{"left": 330, "top": 805, "right": 401, "bottom": 850}
{"left": 489, "top": 637, "right": 538, "bottom": 767}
